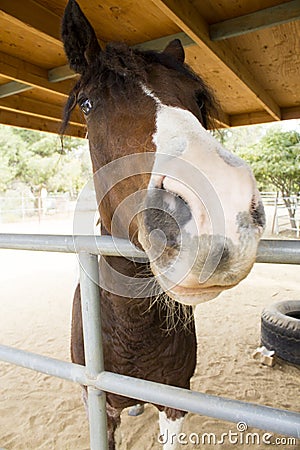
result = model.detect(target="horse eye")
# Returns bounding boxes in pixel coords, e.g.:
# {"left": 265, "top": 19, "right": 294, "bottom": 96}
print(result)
{"left": 79, "top": 98, "right": 93, "bottom": 115}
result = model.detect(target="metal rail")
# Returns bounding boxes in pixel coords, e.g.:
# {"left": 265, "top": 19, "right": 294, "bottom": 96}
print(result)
{"left": 0, "top": 345, "right": 299, "bottom": 439}
{"left": 0, "top": 233, "right": 300, "bottom": 264}
{"left": 0, "top": 234, "right": 300, "bottom": 450}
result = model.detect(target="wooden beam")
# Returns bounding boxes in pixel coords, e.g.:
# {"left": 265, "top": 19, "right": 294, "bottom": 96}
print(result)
{"left": 134, "top": 31, "right": 194, "bottom": 51}
{"left": 0, "top": 0, "right": 62, "bottom": 47}
{"left": 48, "top": 65, "right": 77, "bottom": 83}
{"left": 281, "top": 105, "right": 300, "bottom": 121}
{"left": 0, "top": 95, "right": 84, "bottom": 126}
{"left": 0, "top": 51, "right": 73, "bottom": 98}
{"left": 153, "top": 0, "right": 281, "bottom": 121}
{"left": 210, "top": 1, "right": 300, "bottom": 41}
{"left": 0, "top": 81, "right": 32, "bottom": 98}
{"left": 212, "top": 111, "right": 230, "bottom": 129}
{"left": 230, "top": 110, "right": 275, "bottom": 127}
{"left": 0, "top": 109, "right": 86, "bottom": 138}
{"left": 229, "top": 105, "right": 300, "bottom": 127}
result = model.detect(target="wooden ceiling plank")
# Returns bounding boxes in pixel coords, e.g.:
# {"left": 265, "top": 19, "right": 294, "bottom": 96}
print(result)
{"left": 0, "top": 81, "right": 32, "bottom": 99}
{"left": 153, "top": 0, "right": 281, "bottom": 121}
{"left": 0, "top": 51, "right": 73, "bottom": 98}
{"left": 214, "top": 114, "right": 230, "bottom": 128}
{"left": 0, "top": 95, "right": 84, "bottom": 126}
{"left": 210, "top": 0, "right": 300, "bottom": 41}
{"left": 0, "top": 0, "right": 62, "bottom": 47}
{"left": 0, "top": 109, "right": 86, "bottom": 138}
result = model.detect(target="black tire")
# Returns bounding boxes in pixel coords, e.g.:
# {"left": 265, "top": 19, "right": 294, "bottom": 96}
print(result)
{"left": 261, "top": 301, "right": 300, "bottom": 365}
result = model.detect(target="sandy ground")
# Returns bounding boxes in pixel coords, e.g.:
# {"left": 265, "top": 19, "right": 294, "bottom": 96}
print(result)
{"left": 0, "top": 216, "right": 299, "bottom": 449}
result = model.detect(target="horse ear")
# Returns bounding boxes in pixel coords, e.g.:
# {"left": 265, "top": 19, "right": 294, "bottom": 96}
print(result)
{"left": 61, "top": 0, "right": 101, "bottom": 74}
{"left": 163, "top": 39, "right": 185, "bottom": 63}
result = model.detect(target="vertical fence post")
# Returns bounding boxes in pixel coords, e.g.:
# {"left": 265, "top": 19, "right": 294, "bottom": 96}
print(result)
{"left": 79, "top": 252, "right": 108, "bottom": 450}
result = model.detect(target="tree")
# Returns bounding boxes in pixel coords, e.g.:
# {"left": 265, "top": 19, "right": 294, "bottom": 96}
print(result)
{"left": 210, "top": 125, "right": 265, "bottom": 151}
{"left": 0, "top": 125, "right": 90, "bottom": 194}
{"left": 0, "top": 125, "right": 25, "bottom": 191}
{"left": 237, "top": 128, "right": 300, "bottom": 229}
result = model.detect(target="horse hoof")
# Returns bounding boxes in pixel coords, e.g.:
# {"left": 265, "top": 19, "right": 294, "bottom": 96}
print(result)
{"left": 128, "top": 404, "right": 145, "bottom": 416}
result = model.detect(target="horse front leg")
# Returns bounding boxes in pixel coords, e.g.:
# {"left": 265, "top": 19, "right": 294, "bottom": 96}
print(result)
{"left": 158, "top": 407, "right": 186, "bottom": 450}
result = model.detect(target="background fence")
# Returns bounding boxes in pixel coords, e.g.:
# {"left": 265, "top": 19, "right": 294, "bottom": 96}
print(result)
{"left": 0, "top": 193, "right": 74, "bottom": 223}
{"left": 261, "top": 192, "right": 300, "bottom": 237}
{"left": 2, "top": 192, "right": 299, "bottom": 238}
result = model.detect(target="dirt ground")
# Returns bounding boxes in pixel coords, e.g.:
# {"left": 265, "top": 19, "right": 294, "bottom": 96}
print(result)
{"left": 0, "top": 217, "right": 299, "bottom": 449}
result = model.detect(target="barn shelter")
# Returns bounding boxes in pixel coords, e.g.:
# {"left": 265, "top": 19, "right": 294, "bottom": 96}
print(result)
{"left": 0, "top": 0, "right": 299, "bottom": 137}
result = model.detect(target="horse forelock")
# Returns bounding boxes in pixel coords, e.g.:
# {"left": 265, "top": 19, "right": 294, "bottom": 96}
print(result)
{"left": 61, "top": 42, "right": 219, "bottom": 135}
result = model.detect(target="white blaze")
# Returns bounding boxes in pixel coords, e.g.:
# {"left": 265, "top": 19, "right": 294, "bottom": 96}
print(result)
{"left": 140, "top": 84, "right": 263, "bottom": 305}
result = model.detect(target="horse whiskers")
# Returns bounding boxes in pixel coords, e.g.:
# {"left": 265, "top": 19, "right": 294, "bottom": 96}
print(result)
{"left": 133, "top": 269, "right": 153, "bottom": 279}
{"left": 132, "top": 262, "right": 153, "bottom": 278}
{"left": 133, "top": 277, "right": 157, "bottom": 299}
{"left": 128, "top": 263, "right": 194, "bottom": 333}
{"left": 144, "top": 291, "right": 194, "bottom": 334}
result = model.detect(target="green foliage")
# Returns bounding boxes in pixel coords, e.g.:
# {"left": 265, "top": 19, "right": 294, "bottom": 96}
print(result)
{"left": 0, "top": 125, "right": 91, "bottom": 196}
{"left": 236, "top": 129, "right": 300, "bottom": 196}
{"left": 0, "top": 126, "right": 23, "bottom": 190}
{"left": 213, "top": 124, "right": 300, "bottom": 229}
{"left": 11, "top": 128, "right": 44, "bottom": 146}
{"left": 211, "top": 125, "right": 265, "bottom": 151}
{"left": 212, "top": 124, "right": 300, "bottom": 195}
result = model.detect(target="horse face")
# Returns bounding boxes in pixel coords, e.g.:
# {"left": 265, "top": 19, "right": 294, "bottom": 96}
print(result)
{"left": 62, "top": 0, "right": 265, "bottom": 305}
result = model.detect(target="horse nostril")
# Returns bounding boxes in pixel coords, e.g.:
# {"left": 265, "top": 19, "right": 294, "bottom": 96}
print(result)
{"left": 144, "top": 206, "right": 181, "bottom": 249}
{"left": 250, "top": 198, "right": 266, "bottom": 229}
{"left": 144, "top": 183, "right": 192, "bottom": 250}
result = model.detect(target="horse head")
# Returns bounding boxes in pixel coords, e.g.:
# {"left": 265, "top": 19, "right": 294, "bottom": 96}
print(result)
{"left": 62, "top": 0, "right": 265, "bottom": 306}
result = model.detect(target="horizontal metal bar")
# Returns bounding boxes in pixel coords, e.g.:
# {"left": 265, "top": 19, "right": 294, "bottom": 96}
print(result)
{"left": 0, "top": 344, "right": 299, "bottom": 438}
{"left": 256, "top": 239, "right": 300, "bottom": 264}
{"left": 0, "top": 234, "right": 299, "bottom": 264}
{"left": 0, "top": 344, "right": 87, "bottom": 385}
{"left": 0, "top": 233, "right": 145, "bottom": 259}
{"left": 97, "top": 372, "right": 300, "bottom": 440}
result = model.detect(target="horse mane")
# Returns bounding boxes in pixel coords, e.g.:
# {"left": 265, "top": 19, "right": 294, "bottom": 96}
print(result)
{"left": 61, "top": 42, "right": 219, "bottom": 134}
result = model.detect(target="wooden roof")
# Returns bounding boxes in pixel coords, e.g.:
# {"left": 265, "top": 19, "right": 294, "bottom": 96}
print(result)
{"left": 0, "top": 0, "right": 299, "bottom": 137}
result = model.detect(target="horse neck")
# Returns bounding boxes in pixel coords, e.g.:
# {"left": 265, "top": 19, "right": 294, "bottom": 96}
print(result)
{"left": 99, "top": 223, "right": 155, "bottom": 311}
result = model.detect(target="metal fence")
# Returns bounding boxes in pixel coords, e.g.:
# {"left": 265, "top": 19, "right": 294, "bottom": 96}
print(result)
{"left": 0, "top": 234, "right": 300, "bottom": 450}
{"left": 261, "top": 192, "right": 300, "bottom": 237}
{"left": 0, "top": 194, "right": 74, "bottom": 223}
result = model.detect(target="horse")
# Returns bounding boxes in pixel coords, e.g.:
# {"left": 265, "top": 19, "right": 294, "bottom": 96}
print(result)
{"left": 61, "top": 1, "right": 265, "bottom": 448}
